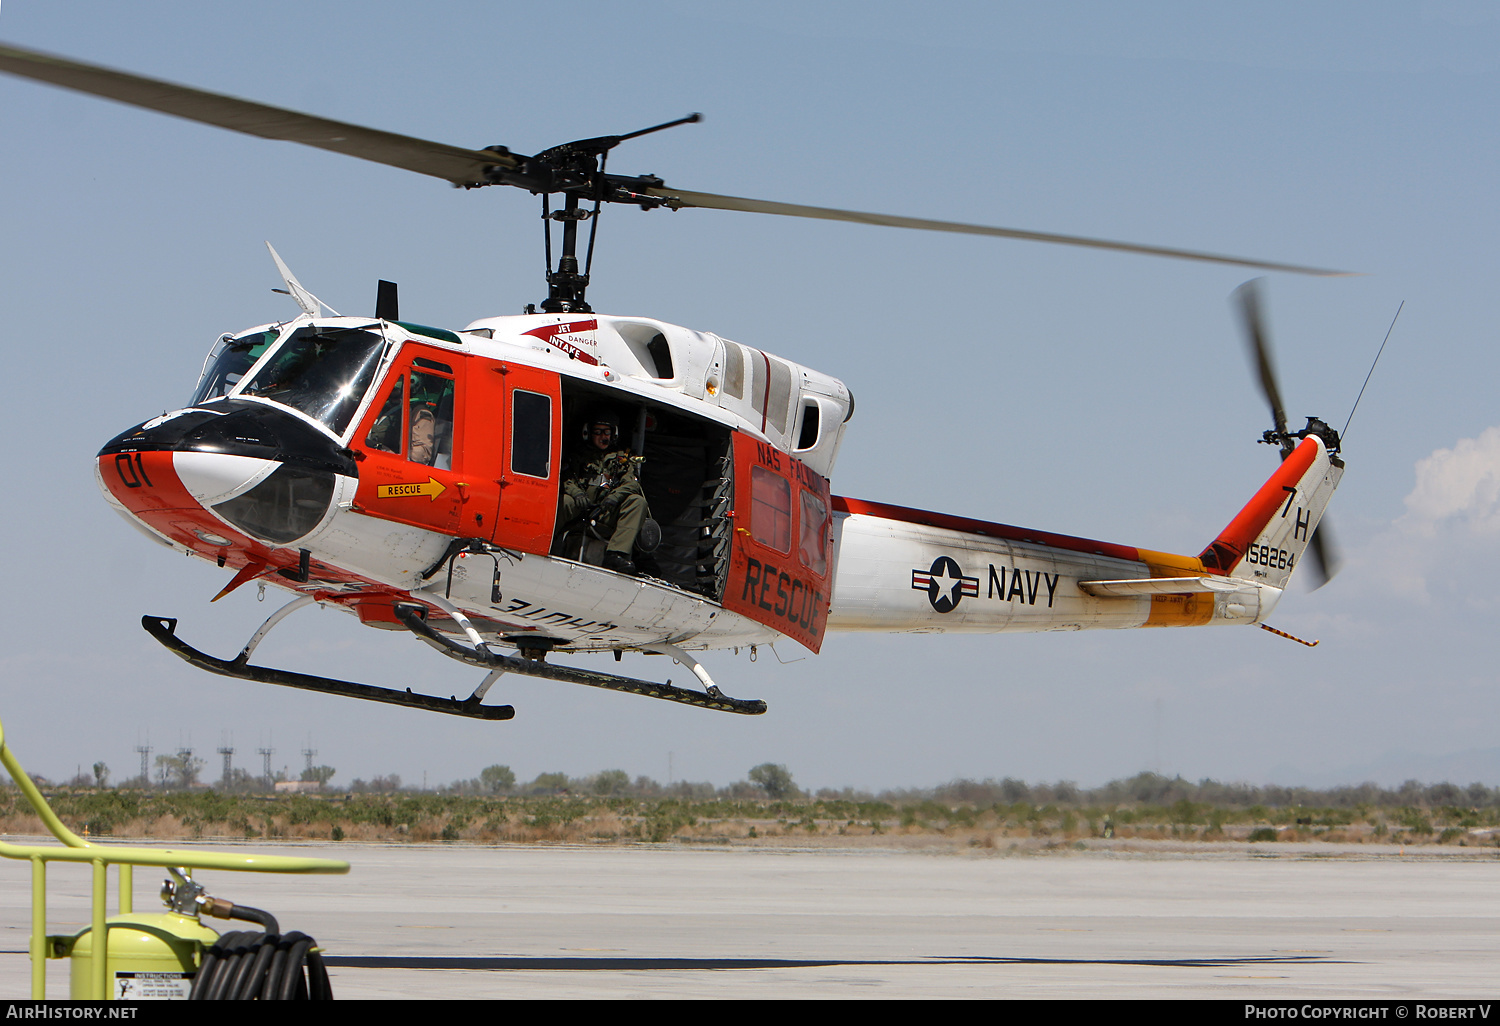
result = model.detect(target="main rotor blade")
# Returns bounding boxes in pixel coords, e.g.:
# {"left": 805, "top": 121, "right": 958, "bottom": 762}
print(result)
{"left": 1233, "top": 278, "right": 1290, "bottom": 440}
{"left": 647, "top": 187, "right": 1352, "bottom": 277}
{"left": 0, "top": 41, "right": 518, "bottom": 186}
{"left": 0, "top": 40, "right": 1354, "bottom": 277}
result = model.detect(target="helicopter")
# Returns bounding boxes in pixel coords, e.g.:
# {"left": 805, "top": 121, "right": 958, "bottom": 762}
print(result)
{"left": 0, "top": 42, "right": 1347, "bottom": 723}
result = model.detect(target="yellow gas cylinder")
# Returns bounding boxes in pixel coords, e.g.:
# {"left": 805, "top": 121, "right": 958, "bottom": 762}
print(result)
{"left": 66, "top": 912, "right": 220, "bottom": 1000}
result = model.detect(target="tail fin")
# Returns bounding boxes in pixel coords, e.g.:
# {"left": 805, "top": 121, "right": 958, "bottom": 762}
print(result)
{"left": 1199, "top": 436, "right": 1343, "bottom": 590}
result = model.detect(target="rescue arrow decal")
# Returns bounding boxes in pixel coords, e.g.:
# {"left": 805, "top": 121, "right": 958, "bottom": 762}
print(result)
{"left": 377, "top": 478, "right": 447, "bottom": 501}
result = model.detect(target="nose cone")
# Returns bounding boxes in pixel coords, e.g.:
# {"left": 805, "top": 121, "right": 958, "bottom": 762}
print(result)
{"left": 98, "top": 399, "right": 358, "bottom": 549}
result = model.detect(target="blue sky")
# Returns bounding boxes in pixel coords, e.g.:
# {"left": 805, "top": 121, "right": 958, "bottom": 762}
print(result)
{"left": 1, "top": 2, "right": 1497, "bottom": 791}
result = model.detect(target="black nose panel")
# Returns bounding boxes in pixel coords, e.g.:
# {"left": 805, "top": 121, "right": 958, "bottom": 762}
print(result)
{"left": 100, "top": 399, "right": 359, "bottom": 478}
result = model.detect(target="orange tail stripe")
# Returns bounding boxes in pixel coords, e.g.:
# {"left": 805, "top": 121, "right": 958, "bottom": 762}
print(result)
{"left": 1200, "top": 437, "right": 1319, "bottom": 573}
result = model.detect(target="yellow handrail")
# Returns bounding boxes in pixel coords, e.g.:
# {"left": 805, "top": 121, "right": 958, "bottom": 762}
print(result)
{"left": 0, "top": 721, "right": 88, "bottom": 849}
{"left": 0, "top": 716, "right": 349, "bottom": 999}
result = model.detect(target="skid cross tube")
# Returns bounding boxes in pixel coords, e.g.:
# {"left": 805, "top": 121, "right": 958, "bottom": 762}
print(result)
{"left": 142, "top": 615, "right": 516, "bottom": 720}
{"left": 395, "top": 604, "right": 766, "bottom": 715}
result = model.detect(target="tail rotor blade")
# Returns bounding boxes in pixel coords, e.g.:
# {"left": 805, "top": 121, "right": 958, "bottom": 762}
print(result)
{"left": 1233, "top": 278, "right": 1289, "bottom": 443}
{"left": 1306, "top": 521, "right": 1340, "bottom": 590}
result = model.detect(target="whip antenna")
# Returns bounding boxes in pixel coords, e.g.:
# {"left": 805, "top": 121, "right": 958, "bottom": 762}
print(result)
{"left": 1343, "top": 301, "right": 1404, "bottom": 440}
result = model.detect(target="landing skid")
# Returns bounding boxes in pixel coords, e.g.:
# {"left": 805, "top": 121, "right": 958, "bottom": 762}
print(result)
{"left": 142, "top": 600, "right": 766, "bottom": 719}
{"left": 393, "top": 604, "right": 767, "bottom": 716}
{"left": 143, "top": 616, "right": 516, "bottom": 719}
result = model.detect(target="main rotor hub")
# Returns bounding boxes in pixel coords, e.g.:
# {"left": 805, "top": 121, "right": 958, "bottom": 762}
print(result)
{"left": 502, "top": 115, "right": 699, "bottom": 313}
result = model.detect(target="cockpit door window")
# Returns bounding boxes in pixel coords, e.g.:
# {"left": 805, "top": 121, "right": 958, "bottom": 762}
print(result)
{"left": 363, "top": 370, "right": 457, "bottom": 471}
{"left": 408, "top": 369, "right": 455, "bottom": 470}
{"left": 351, "top": 345, "right": 470, "bottom": 537}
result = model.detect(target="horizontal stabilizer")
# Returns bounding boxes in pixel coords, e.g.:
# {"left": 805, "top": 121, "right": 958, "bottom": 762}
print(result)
{"left": 1078, "top": 576, "right": 1247, "bottom": 597}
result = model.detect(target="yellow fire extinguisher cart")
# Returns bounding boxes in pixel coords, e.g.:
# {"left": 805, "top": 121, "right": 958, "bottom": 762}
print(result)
{"left": 0, "top": 716, "right": 349, "bottom": 999}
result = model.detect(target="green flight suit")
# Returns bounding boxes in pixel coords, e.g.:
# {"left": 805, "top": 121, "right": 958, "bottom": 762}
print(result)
{"left": 560, "top": 449, "right": 650, "bottom": 557}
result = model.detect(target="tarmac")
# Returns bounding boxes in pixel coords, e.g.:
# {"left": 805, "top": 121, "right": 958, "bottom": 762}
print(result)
{"left": 1, "top": 838, "right": 1497, "bottom": 1000}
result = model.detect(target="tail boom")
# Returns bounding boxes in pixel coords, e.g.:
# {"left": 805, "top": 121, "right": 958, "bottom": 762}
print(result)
{"left": 824, "top": 438, "right": 1341, "bottom": 636}
{"left": 825, "top": 499, "right": 1277, "bottom": 635}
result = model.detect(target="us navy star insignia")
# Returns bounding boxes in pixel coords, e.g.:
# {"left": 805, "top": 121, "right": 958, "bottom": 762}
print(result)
{"left": 911, "top": 556, "right": 979, "bottom": 613}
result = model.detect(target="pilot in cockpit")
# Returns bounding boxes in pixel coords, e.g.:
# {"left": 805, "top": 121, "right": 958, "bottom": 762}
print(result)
{"left": 409, "top": 407, "right": 437, "bottom": 466}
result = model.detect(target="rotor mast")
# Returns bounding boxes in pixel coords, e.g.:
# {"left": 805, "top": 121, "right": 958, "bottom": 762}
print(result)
{"left": 514, "top": 114, "right": 703, "bottom": 314}
{"left": 541, "top": 192, "right": 591, "bottom": 313}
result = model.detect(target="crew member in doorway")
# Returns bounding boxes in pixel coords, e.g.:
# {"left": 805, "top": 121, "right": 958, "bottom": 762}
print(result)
{"left": 560, "top": 408, "right": 650, "bottom": 575}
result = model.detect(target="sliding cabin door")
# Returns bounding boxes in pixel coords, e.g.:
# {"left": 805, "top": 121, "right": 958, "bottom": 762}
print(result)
{"left": 722, "top": 433, "right": 833, "bottom": 653}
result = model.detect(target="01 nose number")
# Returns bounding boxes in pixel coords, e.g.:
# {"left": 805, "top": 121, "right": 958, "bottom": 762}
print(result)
{"left": 114, "top": 452, "right": 154, "bottom": 489}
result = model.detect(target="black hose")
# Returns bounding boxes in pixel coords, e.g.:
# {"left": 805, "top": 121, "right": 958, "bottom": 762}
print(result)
{"left": 278, "top": 936, "right": 315, "bottom": 1000}
{"left": 219, "top": 932, "right": 260, "bottom": 1000}
{"left": 189, "top": 933, "right": 226, "bottom": 1001}
{"left": 263, "top": 941, "right": 289, "bottom": 999}
{"left": 227, "top": 903, "right": 280, "bottom": 936}
{"left": 234, "top": 940, "right": 279, "bottom": 999}
{"left": 306, "top": 949, "right": 331, "bottom": 1000}
{"left": 189, "top": 927, "right": 333, "bottom": 1000}
{"left": 194, "top": 930, "right": 251, "bottom": 1001}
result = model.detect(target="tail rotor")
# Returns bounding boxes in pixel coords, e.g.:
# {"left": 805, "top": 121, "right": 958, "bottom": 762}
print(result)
{"left": 1231, "top": 279, "right": 1342, "bottom": 589}
{"left": 1306, "top": 519, "right": 1338, "bottom": 590}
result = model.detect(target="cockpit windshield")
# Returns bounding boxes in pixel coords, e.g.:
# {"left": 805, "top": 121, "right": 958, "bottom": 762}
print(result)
{"left": 237, "top": 325, "right": 389, "bottom": 437}
{"left": 191, "top": 328, "right": 280, "bottom": 407}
